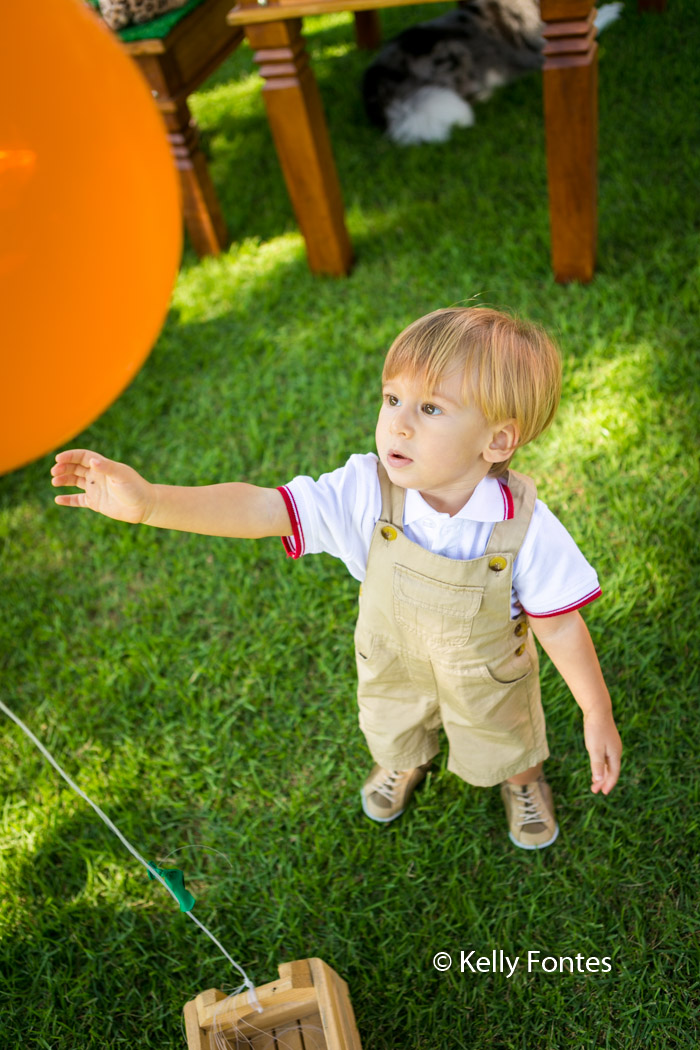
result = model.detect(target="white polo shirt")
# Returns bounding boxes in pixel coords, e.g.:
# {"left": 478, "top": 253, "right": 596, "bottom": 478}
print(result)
{"left": 278, "top": 453, "right": 601, "bottom": 619}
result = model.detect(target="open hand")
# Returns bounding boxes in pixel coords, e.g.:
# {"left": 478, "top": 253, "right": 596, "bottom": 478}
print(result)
{"left": 51, "top": 449, "right": 153, "bottom": 525}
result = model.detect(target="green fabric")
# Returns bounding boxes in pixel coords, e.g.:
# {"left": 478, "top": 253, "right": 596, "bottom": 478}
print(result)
{"left": 87, "top": 0, "right": 208, "bottom": 41}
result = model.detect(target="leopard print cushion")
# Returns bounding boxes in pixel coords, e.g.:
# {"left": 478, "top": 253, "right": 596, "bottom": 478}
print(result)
{"left": 98, "top": 0, "right": 189, "bottom": 31}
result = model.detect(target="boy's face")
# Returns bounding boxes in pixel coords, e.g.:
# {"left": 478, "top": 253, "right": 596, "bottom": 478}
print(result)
{"left": 376, "top": 369, "right": 506, "bottom": 516}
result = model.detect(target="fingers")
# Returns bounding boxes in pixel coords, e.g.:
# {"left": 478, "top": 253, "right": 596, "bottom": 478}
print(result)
{"left": 51, "top": 450, "right": 113, "bottom": 489}
{"left": 585, "top": 715, "right": 622, "bottom": 797}
{"left": 53, "top": 448, "right": 102, "bottom": 469}
{"left": 600, "top": 749, "right": 621, "bottom": 795}
{"left": 52, "top": 450, "right": 96, "bottom": 487}
{"left": 590, "top": 760, "right": 606, "bottom": 794}
{"left": 54, "top": 492, "right": 89, "bottom": 508}
{"left": 590, "top": 746, "right": 621, "bottom": 795}
{"left": 51, "top": 471, "right": 87, "bottom": 489}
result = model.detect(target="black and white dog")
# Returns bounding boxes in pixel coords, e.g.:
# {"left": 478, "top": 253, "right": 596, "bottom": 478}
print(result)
{"left": 362, "top": 0, "right": 622, "bottom": 145}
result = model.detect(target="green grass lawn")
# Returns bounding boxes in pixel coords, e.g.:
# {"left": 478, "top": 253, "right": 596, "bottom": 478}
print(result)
{"left": 2, "top": 1, "right": 700, "bottom": 1046}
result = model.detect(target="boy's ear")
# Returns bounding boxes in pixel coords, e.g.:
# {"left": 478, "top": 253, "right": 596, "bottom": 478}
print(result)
{"left": 483, "top": 421, "right": 520, "bottom": 464}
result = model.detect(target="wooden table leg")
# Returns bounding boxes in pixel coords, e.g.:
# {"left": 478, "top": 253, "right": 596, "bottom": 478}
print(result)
{"left": 540, "top": 1, "right": 598, "bottom": 283}
{"left": 245, "top": 18, "right": 353, "bottom": 276}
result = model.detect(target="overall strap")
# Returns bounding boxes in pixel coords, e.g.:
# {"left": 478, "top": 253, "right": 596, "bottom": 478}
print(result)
{"left": 377, "top": 460, "right": 406, "bottom": 528}
{"left": 377, "top": 462, "right": 535, "bottom": 553}
{"left": 485, "top": 470, "right": 537, "bottom": 558}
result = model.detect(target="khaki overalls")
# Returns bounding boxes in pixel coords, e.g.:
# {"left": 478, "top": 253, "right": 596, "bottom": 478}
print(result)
{"left": 354, "top": 464, "right": 549, "bottom": 787}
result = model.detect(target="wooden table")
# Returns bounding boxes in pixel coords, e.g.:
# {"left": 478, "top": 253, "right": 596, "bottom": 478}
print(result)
{"left": 227, "top": 0, "right": 604, "bottom": 282}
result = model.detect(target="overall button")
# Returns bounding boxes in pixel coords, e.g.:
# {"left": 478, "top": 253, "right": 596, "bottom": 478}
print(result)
{"left": 488, "top": 556, "right": 507, "bottom": 572}
{"left": 381, "top": 526, "right": 398, "bottom": 541}
{"left": 514, "top": 621, "right": 528, "bottom": 637}
{"left": 514, "top": 643, "right": 526, "bottom": 657}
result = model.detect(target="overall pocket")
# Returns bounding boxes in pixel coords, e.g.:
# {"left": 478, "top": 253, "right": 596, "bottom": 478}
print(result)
{"left": 392, "top": 564, "right": 484, "bottom": 649}
{"left": 441, "top": 656, "right": 536, "bottom": 731}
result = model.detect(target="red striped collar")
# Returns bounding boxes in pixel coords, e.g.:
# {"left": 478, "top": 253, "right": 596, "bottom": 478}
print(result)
{"left": 403, "top": 475, "right": 514, "bottom": 524}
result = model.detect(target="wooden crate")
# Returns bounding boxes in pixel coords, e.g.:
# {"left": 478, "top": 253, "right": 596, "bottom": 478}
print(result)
{"left": 184, "top": 958, "right": 363, "bottom": 1050}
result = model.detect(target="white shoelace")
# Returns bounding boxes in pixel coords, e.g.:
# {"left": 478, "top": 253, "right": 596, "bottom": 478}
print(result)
{"left": 373, "top": 770, "right": 405, "bottom": 802}
{"left": 514, "top": 786, "right": 547, "bottom": 826}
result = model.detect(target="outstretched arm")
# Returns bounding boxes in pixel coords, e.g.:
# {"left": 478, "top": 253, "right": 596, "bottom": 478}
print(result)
{"left": 51, "top": 449, "right": 292, "bottom": 539}
{"left": 530, "top": 610, "right": 622, "bottom": 795}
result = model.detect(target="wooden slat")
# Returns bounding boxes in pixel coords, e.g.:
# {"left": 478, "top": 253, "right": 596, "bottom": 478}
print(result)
{"left": 540, "top": 0, "right": 593, "bottom": 18}
{"left": 184, "top": 999, "right": 211, "bottom": 1050}
{"left": 273, "top": 1021, "right": 306, "bottom": 1049}
{"left": 125, "top": 0, "right": 237, "bottom": 63}
{"left": 279, "top": 960, "right": 314, "bottom": 988}
{"left": 329, "top": 971, "right": 363, "bottom": 1050}
{"left": 309, "top": 959, "right": 358, "bottom": 1050}
{"left": 298, "top": 1011, "right": 328, "bottom": 1049}
{"left": 200, "top": 986, "right": 320, "bottom": 1038}
{"left": 541, "top": 11, "right": 595, "bottom": 38}
{"left": 228, "top": 0, "right": 444, "bottom": 26}
{"left": 543, "top": 26, "right": 595, "bottom": 57}
{"left": 197, "top": 974, "right": 291, "bottom": 1028}
{"left": 248, "top": 1032, "right": 278, "bottom": 1049}
{"left": 324, "top": 962, "right": 362, "bottom": 1050}
{"left": 195, "top": 988, "right": 229, "bottom": 1010}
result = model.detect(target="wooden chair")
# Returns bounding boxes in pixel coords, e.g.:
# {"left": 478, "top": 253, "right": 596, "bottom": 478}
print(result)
{"left": 94, "top": 0, "right": 382, "bottom": 259}
{"left": 97, "top": 0, "right": 244, "bottom": 257}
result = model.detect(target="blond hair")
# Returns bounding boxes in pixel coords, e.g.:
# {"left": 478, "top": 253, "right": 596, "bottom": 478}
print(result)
{"left": 382, "top": 307, "right": 562, "bottom": 476}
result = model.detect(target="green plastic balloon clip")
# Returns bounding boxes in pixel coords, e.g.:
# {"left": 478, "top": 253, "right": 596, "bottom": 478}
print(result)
{"left": 148, "top": 862, "right": 196, "bottom": 912}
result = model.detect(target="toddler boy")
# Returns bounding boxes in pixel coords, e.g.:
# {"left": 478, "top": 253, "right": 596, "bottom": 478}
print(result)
{"left": 52, "top": 307, "right": 621, "bottom": 849}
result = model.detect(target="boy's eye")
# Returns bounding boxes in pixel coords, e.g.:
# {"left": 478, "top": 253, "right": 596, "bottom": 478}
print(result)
{"left": 422, "top": 403, "right": 442, "bottom": 416}
{"left": 385, "top": 394, "right": 400, "bottom": 407}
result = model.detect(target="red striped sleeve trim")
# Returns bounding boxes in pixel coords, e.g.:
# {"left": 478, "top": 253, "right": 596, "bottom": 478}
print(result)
{"left": 524, "top": 586, "right": 602, "bottom": 619}
{"left": 498, "top": 480, "right": 515, "bottom": 520}
{"left": 277, "top": 485, "right": 304, "bottom": 558}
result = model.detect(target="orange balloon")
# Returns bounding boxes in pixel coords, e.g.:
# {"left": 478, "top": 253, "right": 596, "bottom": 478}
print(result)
{"left": 0, "top": 0, "right": 182, "bottom": 475}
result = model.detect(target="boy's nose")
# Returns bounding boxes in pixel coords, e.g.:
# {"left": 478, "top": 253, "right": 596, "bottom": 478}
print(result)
{"left": 389, "top": 410, "right": 412, "bottom": 436}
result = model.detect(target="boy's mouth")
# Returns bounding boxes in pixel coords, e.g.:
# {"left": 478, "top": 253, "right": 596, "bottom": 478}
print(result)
{"left": 387, "top": 449, "right": 413, "bottom": 467}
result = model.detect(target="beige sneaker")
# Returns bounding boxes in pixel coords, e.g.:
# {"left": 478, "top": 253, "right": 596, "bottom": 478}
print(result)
{"left": 500, "top": 775, "right": 559, "bottom": 850}
{"left": 361, "top": 763, "right": 431, "bottom": 823}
